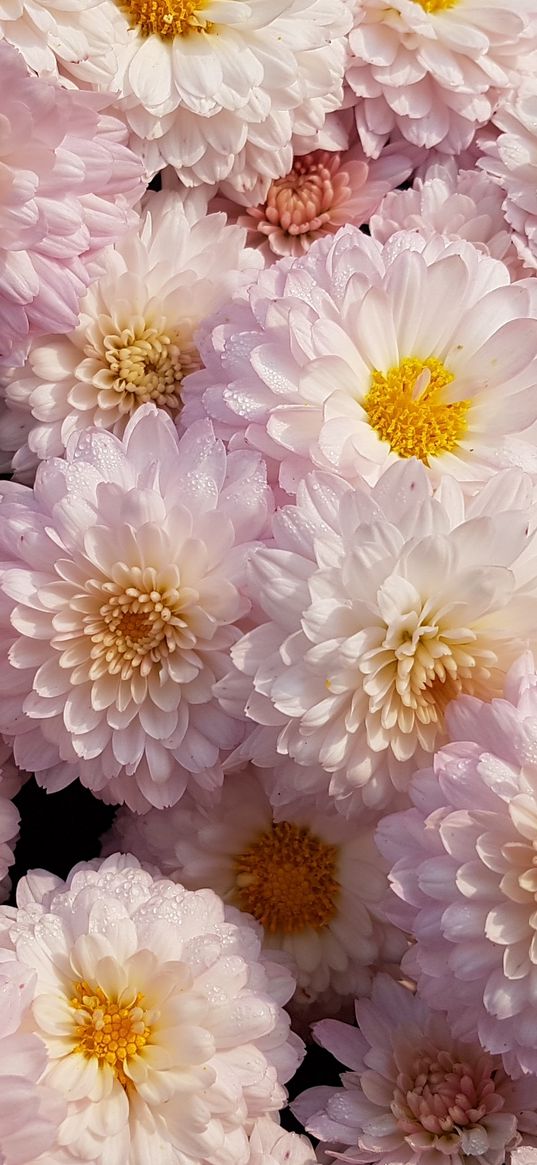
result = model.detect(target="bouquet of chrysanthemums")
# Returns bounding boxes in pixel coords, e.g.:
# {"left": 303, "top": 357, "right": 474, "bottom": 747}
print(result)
{"left": 5, "top": 0, "right": 537, "bottom": 1160}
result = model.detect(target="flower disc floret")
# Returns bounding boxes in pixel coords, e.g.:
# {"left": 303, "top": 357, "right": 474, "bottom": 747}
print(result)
{"left": 182, "top": 227, "right": 537, "bottom": 493}
{"left": 119, "top": 0, "right": 213, "bottom": 37}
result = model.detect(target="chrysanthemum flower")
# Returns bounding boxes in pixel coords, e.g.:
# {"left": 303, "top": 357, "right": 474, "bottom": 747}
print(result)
{"left": 217, "top": 460, "right": 537, "bottom": 811}
{"left": 371, "top": 160, "right": 523, "bottom": 276}
{"left": 0, "top": 190, "right": 262, "bottom": 479}
{"left": 60, "top": 0, "right": 352, "bottom": 193}
{"left": 376, "top": 651, "right": 537, "bottom": 1078}
{"left": 182, "top": 227, "right": 537, "bottom": 494}
{"left": 346, "top": 0, "right": 537, "bottom": 158}
{"left": 0, "top": 958, "right": 66, "bottom": 1165}
{"left": 292, "top": 975, "right": 537, "bottom": 1165}
{"left": 249, "top": 1117, "right": 318, "bottom": 1164}
{"left": 0, "top": 44, "right": 144, "bottom": 370}
{"left": 212, "top": 141, "right": 412, "bottom": 260}
{"left": 0, "top": 407, "right": 272, "bottom": 812}
{"left": 479, "top": 88, "right": 537, "bottom": 270}
{"left": 0, "top": 853, "right": 303, "bottom": 1165}
{"left": 103, "top": 768, "right": 407, "bottom": 1002}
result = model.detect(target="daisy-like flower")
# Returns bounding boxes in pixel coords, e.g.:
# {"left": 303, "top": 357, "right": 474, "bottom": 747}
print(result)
{"left": 217, "top": 460, "right": 537, "bottom": 811}
{"left": 0, "top": 853, "right": 303, "bottom": 1165}
{"left": 292, "top": 975, "right": 537, "bottom": 1165}
{"left": 248, "top": 1117, "right": 318, "bottom": 1164}
{"left": 0, "top": 189, "right": 262, "bottom": 480}
{"left": 346, "top": 0, "right": 537, "bottom": 158}
{"left": 182, "top": 227, "right": 537, "bottom": 495}
{"left": 62, "top": 0, "right": 352, "bottom": 194}
{"left": 376, "top": 650, "right": 537, "bottom": 1079}
{"left": 0, "top": 0, "right": 116, "bottom": 75}
{"left": 0, "top": 406, "right": 272, "bottom": 813}
{"left": 0, "top": 44, "right": 144, "bottom": 370}
{"left": 212, "top": 141, "right": 412, "bottom": 261}
{"left": 479, "top": 88, "right": 537, "bottom": 270}
{"left": 103, "top": 768, "right": 407, "bottom": 1002}
{"left": 370, "top": 160, "right": 523, "bottom": 276}
{"left": 0, "top": 958, "right": 66, "bottom": 1165}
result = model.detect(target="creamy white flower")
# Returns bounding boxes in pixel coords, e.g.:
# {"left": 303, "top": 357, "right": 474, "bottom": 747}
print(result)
{"left": 479, "top": 86, "right": 537, "bottom": 270}
{"left": 248, "top": 1117, "right": 318, "bottom": 1164}
{"left": 0, "top": 853, "right": 303, "bottom": 1165}
{"left": 0, "top": 190, "right": 262, "bottom": 479}
{"left": 217, "top": 460, "right": 537, "bottom": 811}
{"left": 103, "top": 768, "right": 407, "bottom": 1003}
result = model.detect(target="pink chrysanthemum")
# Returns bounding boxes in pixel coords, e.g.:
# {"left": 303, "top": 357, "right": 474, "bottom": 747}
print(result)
{"left": 0, "top": 853, "right": 303, "bottom": 1165}
{"left": 292, "top": 975, "right": 537, "bottom": 1165}
{"left": 212, "top": 142, "right": 412, "bottom": 260}
{"left": 377, "top": 651, "right": 537, "bottom": 1079}
{"left": 370, "top": 160, "right": 523, "bottom": 276}
{"left": 0, "top": 189, "right": 262, "bottom": 480}
{"left": 0, "top": 406, "right": 272, "bottom": 812}
{"left": 103, "top": 768, "right": 407, "bottom": 1003}
{"left": 479, "top": 88, "right": 537, "bottom": 270}
{"left": 182, "top": 226, "right": 537, "bottom": 495}
{"left": 216, "top": 460, "right": 537, "bottom": 812}
{"left": 0, "top": 43, "right": 144, "bottom": 370}
{"left": 0, "top": 958, "right": 66, "bottom": 1165}
{"left": 346, "top": 0, "right": 537, "bottom": 158}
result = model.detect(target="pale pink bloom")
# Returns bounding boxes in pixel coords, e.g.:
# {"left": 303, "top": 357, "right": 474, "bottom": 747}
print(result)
{"left": 0, "top": 958, "right": 65, "bottom": 1165}
{"left": 0, "top": 44, "right": 144, "bottom": 370}
{"left": 370, "top": 160, "right": 524, "bottom": 276}
{"left": 0, "top": 407, "right": 272, "bottom": 813}
{"left": 346, "top": 0, "right": 537, "bottom": 158}
{"left": 0, "top": 853, "right": 303, "bottom": 1165}
{"left": 479, "top": 87, "right": 537, "bottom": 270}
{"left": 62, "top": 0, "right": 351, "bottom": 194}
{"left": 248, "top": 1118, "right": 318, "bottom": 1164}
{"left": 103, "top": 768, "right": 407, "bottom": 1003}
{"left": 0, "top": 190, "right": 262, "bottom": 479}
{"left": 377, "top": 651, "right": 537, "bottom": 1079}
{"left": 216, "top": 460, "right": 537, "bottom": 812}
{"left": 182, "top": 226, "right": 537, "bottom": 496}
{"left": 212, "top": 142, "right": 412, "bottom": 260}
{"left": 292, "top": 975, "right": 537, "bottom": 1165}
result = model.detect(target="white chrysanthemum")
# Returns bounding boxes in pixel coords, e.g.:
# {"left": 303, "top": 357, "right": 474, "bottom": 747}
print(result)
{"left": 104, "top": 768, "right": 407, "bottom": 1003}
{"left": 217, "top": 460, "right": 537, "bottom": 812}
{"left": 479, "top": 87, "right": 537, "bottom": 270}
{"left": 0, "top": 190, "right": 262, "bottom": 480}
{"left": 183, "top": 227, "right": 537, "bottom": 494}
{"left": 0, "top": 407, "right": 272, "bottom": 813}
{"left": 370, "top": 160, "right": 523, "bottom": 276}
{"left": 346, "top": 0, "right": 537, "bottom": 158}
{"left": 59, "top": 0, "right": 352, "bottom": 193}
{"left": 0, "top": 853, "right": 303, "bottom": 1165}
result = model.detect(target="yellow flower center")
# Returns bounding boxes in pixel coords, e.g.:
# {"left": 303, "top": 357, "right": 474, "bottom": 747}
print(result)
{"left": 70, "top": 980, "right": 153, "bottom": 1088}
{"left": 233, "top": 821, "right": 340, "bottom": 934}
{"left": 413, "top": 0, "right": 457, "bottom": 12}
{"left": 84, "top": 567, "right": 196, "bottom": 682}
{"left": 362, "top": 356, "right": 470, "bottom": 464}
{"left": 117, "top": 0, "right": 213, "bottom": 37}
{"left": 101, "top": 321, "right": 201, "bottom": 416}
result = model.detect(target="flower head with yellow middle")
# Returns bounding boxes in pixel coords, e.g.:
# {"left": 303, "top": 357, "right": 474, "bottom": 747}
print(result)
{"left": 103, "top": 768, "right": 407, "bottom": 1004}
{"left": 182, "top": 227, "right": 537, "bottom": 495}
{"left": 0, "top": 853, "right": 303, "bottom": 1165}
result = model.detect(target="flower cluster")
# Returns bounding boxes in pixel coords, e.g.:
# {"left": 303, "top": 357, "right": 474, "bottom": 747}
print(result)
{"left": 4, "top": 5, "right": 537, "bottom": 1165}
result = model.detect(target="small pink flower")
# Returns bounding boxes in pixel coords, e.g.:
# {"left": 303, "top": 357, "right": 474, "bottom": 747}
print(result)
{"left": 0, "top": 43, "right": 144, "bottom": 368}
{"left": 214, "top": 142, "right": 412, "bottom": 259}
{"left": 292, "top": 975, "right": 537, "bottom": 1165}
